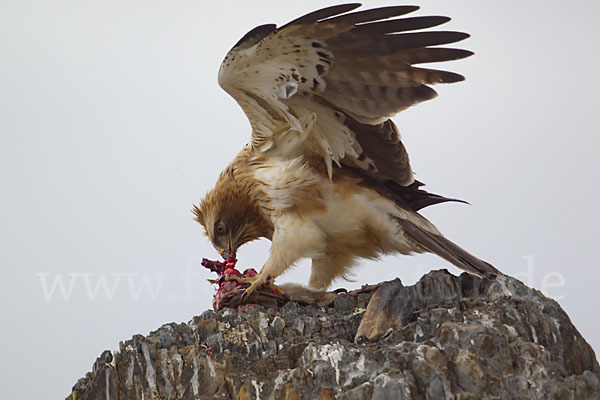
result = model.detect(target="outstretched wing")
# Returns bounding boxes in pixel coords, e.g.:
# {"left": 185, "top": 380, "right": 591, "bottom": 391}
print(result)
{"left": 218, "top": 4, "right": 472, "bottom": 184}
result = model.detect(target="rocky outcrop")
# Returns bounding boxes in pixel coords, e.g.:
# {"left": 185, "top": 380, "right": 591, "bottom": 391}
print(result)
{"left": 68, "top": 270, "right": 600, "bottom": 399}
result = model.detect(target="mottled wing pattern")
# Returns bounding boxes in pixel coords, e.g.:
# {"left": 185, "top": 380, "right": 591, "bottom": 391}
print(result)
{"left": 218, "top": 4, "right": 472, "bottom": 185}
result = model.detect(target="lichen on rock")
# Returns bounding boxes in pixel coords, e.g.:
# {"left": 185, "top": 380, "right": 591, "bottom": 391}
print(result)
{"left": 68, "top": 270, "right": 600, "bottom": 399}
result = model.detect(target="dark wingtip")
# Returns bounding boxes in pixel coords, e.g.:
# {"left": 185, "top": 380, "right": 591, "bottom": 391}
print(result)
{"left": 280, "top": 3, "right": 362, "bottom": 29}
{"left": 385, "top": 5, "right": 420, "bottom": 15}
{"left": 233, "top": 24, "right": 277, "bottom": 50}
{"left": 397, "top": 5, "right": 420, "bottom": 13}
{"left": 456, "top": 31, "right": 471, "bottom": 42}
{"left": 413, "top": 196, "right": 469, "bottom": 211}
{"left": 320, "top": 5, "right": 420, "bottom": 25}
{"left": 436, "top": 71, "right": 466, "bottom": 83}
{"left": 447, "top": 198, "right": 470, "bottom": 206}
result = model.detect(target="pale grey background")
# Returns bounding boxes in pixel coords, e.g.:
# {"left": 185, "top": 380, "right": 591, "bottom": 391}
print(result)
{"left": 1, "top": 1, "right": 599, "bottom": 398}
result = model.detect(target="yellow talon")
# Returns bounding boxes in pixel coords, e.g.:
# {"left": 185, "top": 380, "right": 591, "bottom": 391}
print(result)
{"left": 224, "top": 273, "right": 284, "bottom": 300}
{"left": 224, "top": 275, "right": 256, "bottom": 284}
{"left": 243, "top": 276, "right": 266, "bottom": 298}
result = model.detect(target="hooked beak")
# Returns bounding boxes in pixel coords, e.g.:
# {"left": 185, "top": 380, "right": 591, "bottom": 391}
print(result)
{"left": 217, "top": 233, "right": 236, "bottom": 260}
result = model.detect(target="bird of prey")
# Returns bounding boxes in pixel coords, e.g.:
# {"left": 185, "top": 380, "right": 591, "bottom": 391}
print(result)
{"left": 194, "top": 4, "right": 500, "bottom": 296}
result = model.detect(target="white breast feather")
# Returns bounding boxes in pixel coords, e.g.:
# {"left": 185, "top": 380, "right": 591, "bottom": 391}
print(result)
{"left": 253, "top": 157, "right": 322, "bottom": 213}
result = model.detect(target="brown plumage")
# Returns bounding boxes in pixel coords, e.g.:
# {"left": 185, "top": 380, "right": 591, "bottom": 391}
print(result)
{"left": 195, "top": 4, "right": 500, "bottom": 296}
{"left": 193, "top": 149, "right": 273, "bottom": 255}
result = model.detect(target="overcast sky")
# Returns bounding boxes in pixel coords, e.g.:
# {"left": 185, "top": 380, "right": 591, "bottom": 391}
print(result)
{"left": 1, "top": 1, "right": 599, "bottom": 398}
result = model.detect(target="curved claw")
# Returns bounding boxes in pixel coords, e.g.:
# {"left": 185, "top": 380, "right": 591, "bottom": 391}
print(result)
{"left": 240, "top": 275, "right": 266, "bottom": 302}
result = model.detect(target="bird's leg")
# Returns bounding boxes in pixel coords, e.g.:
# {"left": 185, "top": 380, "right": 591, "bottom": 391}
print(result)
{"left": 243, "top": 213, "right": 325, "bottom": 299}
{"left": 309, "top": 253, "right": 356, "bottom": 290}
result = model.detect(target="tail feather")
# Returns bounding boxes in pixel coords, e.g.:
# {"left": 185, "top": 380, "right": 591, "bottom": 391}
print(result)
{"left": 396, "top": 218, "right": 500, "bottom": 278}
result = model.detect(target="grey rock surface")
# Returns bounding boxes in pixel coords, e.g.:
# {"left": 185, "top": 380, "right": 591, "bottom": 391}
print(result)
{"left": 68, "top": 270, "right": 600, "bottom": 399}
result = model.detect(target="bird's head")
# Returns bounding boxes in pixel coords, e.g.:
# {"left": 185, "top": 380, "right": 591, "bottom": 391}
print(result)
{"left": 193, "top": 170, "right": 273, "bottom": 259}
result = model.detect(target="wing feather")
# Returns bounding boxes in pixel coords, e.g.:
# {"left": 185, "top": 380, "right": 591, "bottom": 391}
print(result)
{"left": 278, "top": 3, "right": 362, "bottom": 28}
{"left": 393, "top": 47, "right": 473, "bottom": 64}
{"left": 344, "top": 119, "right": 413, "bottom": 185}
{"left": 218, "top": 4, "right": 472, "bottom": 185}
{"left": 338, "top": 16, "right": 452, "bottom": 37}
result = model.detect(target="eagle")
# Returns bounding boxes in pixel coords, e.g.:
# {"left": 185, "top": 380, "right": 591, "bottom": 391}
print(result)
{"left": 193, "top": 4, "right": 500, "bottom": 297}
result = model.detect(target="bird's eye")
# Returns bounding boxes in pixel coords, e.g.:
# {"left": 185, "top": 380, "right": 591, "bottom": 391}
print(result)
{"left": 215, "top": 222, "right": 226, "bottom": 235}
